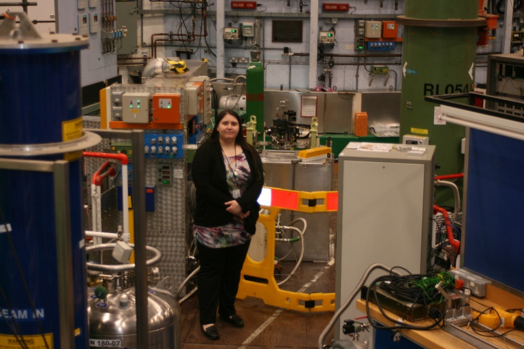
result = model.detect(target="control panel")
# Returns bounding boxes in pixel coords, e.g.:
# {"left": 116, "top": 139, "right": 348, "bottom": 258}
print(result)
{"left": 157, "top": 164, "right": 173, "bottom": 185}
{"left": 189, "top": 76, "right": 212, "bottom": 125}
{"left": 185, "top": 81, "right": 204, "bottom": 116}
{"left": 89, "top": 12, "right": 99, "bottom": 34}
{"left": 354, "top": 19, "right": 365, "bottom": 51}
{"left": 144, "top": 133, "right": 184, "bottom": 159}
{"left": 365, "top": 21, "right": 382, "bottom": 38}
{"left": 367, "top": 42, "right": 396, "bottom": 51}
{"left": 78, "top": 14, "right": 89, "bottom": 35}
{"left": 241, "top": 22, "right": 255, "bottom": 37}
{"left": 223, "top": 27, "right": 241, "bottom": 41}
{"left": 152, "top": 93, "right": 181, "bottom": 124}
{"left": 382, "top": 21, "right": 398, "bottom": 39}
{"left": 122, "top": 92, "right": 150, "bottom": 124}
{"left": 319, "top": 31, "right": 336, "bottom": 44}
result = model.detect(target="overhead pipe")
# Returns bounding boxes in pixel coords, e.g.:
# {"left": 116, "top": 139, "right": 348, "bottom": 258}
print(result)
{"left": 149, "top": 8, "right": 208, "bottom": 58}
{"left": 293, "top": 52, "right": 401, "bottom": 58}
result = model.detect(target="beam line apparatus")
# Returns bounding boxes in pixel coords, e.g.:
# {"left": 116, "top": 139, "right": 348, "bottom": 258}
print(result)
{"left": 397, "top": 0, "right": 487, "bottom": 179}
{"left": 0, "top": 12, "right": 92, "bottom": 349}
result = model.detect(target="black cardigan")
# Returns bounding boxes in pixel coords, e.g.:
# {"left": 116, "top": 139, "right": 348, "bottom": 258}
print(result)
{"left": 191, "top": 140, "right": 264, "bottom": 235}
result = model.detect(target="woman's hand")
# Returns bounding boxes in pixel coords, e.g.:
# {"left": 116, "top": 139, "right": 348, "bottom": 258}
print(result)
{"left": 236, "top": 211, "right": 250, "bottom": 219}
{"left": 225, "top": 200, "right": 243, "bottom": 215}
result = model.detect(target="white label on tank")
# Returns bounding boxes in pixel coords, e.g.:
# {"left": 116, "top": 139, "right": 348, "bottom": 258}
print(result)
{"left": 173, "top": 169, "right": 184, "bottom": 179}
{"left": 89, "top": 339, "right": 122, "bottom": 347}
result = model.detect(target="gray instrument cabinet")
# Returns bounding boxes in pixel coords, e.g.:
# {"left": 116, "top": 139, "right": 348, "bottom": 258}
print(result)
{"left": 335, "top": 144, "right": 435, "bottom": 339}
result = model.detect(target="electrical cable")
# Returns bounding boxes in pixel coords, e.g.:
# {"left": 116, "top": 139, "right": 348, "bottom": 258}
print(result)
{"left": 318, "top": 263, "right": 405, "bottom": 349}
{"left": 276, "top": 218, "right": 307, "bottom": 286}
{"left": 364, "top": 269, "right": 453, "bottom": 331}
{"left": 0, "top": 282, "right": 30, "bottom": 349}
{"left": 175, "top": 265, "right": 200, "bottom": 299}
{"left": 0, "top": 206, "right": 49, "bottom": 349}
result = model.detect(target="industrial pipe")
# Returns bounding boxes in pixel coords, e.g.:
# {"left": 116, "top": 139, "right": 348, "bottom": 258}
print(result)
{"left": 434, "top": 180, "right": 461, "bottom": 219}
{"left": 435, "top": 173, "right": 464, "bottom": 181}
{"left": 433, "top": 205, "right": 460, "bottom": 254}
{"left": 83, "top": 152, "right": 130, "bottom": 243}
{"left": 86, "top": 243, "right": 161, "bottom": 272}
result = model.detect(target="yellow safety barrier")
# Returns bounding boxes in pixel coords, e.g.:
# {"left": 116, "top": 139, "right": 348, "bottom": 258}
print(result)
{"left": 237, "top": 187, "right": 337, "bottom": 313}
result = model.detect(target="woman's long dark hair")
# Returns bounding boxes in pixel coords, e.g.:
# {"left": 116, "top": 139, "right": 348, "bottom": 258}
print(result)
{"left": 208, "top": 109, "right": 263, "bottom": 181}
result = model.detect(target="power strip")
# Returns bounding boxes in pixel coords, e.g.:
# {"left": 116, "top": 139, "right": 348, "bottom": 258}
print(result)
{"left": 450, "top": 269, "right": 490, "bottom": 298}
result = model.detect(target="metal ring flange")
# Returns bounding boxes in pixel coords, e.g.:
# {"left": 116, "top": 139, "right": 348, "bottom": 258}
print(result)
{"left": 396, "top": 16, "right": 487, "bottom": 28}
{"left": 0, "top": 131, "right": 102, "bottom": 157}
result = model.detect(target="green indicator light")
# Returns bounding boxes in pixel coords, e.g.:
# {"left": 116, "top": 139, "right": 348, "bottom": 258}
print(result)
{"left": 137, "top": 99, "right": 140, "bottom": 103}
{"left": 129, "top": 104, "right": 133, "bottom": 108}
{"left": 232, "top": 29, "right": 236, "bottom": 33}
{"left": 167, "top": 105, "right": 171, "bottom": 109}
{"left": 328, "top": 33, "right": 332, "bottom": 37}
{"left": 163, "top": 180, "right": 170, "bottom": 184}
{"left": 138, "top": 105, "right": 141, "bottom": 108}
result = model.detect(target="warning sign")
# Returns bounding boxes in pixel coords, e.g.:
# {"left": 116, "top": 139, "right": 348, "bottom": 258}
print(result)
{"left": 62, "top": 116, "right": 83, "bottom": 142}
{"left": 0, "top": 333, "right": 53, "bottom": 349}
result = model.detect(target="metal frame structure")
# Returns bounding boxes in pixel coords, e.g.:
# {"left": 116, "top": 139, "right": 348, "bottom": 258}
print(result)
{"left": 84, "top": 129, "right": 149, "bottom": 348}
{"left": 425, "top": 92, "right": 524, "bottom": 141}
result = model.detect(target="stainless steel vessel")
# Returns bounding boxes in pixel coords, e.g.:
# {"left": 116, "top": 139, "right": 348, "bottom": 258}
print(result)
{"left": 88, "top": 279, "right": 181, "bottom": 349}
{"left": 86, "top": 244, "right": 181, "bottom": 349}
{"left": 261, "top": 150, "right": 334, "bottom": 261}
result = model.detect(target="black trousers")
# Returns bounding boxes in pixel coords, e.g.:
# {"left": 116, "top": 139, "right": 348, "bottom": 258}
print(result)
{"left": 197, "top": 241, "right": 251, "bottom": 325}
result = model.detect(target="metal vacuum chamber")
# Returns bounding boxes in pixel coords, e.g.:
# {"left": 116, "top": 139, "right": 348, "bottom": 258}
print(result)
{"left": 260, "top": 150, "right": 334, "bottom": 262}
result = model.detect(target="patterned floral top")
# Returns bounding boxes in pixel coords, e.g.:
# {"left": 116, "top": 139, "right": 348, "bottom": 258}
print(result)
{"left": 194, "top": 151, "right": 253, "bottom": 248}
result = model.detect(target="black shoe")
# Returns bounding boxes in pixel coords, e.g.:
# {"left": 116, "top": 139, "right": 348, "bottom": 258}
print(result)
{"left": 201, "top": 324, "right": 219, "bottom": 340}
{"left": 220, "top": 314, "right": 244, "bottom": 327}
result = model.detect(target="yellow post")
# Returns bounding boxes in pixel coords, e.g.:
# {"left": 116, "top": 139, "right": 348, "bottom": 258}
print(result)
{"left": 246, "top": 115, "right": 257, "bottom": 146}
{"left": 310, "top": 116, "right": 318, "bottom": 148}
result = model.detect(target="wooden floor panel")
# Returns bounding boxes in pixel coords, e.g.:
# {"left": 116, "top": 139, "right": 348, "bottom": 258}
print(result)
{"left": 180, "top": 261, "right": 336, "bottom": 349}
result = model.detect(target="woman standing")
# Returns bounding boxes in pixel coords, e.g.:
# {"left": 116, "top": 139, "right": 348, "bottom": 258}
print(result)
{"left": 191, "top": 109, "right": 264, "bottom": 340}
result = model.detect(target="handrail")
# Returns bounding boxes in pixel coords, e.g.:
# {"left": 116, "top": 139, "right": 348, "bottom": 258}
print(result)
{"left": 425, "top": 93, "right": 524, "bottom": 142}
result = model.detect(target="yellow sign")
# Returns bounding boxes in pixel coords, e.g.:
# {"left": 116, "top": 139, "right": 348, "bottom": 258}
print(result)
{"left": 62, "top": 116, "right": 83, "bottom": 142}
{"left": 0, "top": 333, "right": 53, "bottom": 349}
{"left": 62, "top": 117, "right": 83, "bottom": 161}
{"left": 411, "top": 127, "right": 429, "bottom": 135}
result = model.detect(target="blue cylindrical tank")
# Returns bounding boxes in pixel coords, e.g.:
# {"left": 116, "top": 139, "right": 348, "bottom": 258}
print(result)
{"left": 0, "top": 13, "right": 90, "bottom": 348}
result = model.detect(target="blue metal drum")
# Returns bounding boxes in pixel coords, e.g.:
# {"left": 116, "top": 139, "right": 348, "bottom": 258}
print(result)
{"left": 0, "top": 13, "right": 90, "bottom": 349}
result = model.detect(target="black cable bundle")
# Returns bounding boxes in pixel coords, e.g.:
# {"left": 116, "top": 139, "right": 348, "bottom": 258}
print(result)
{"left": 364, "top": 268, "right": 455, "bottom": 331}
